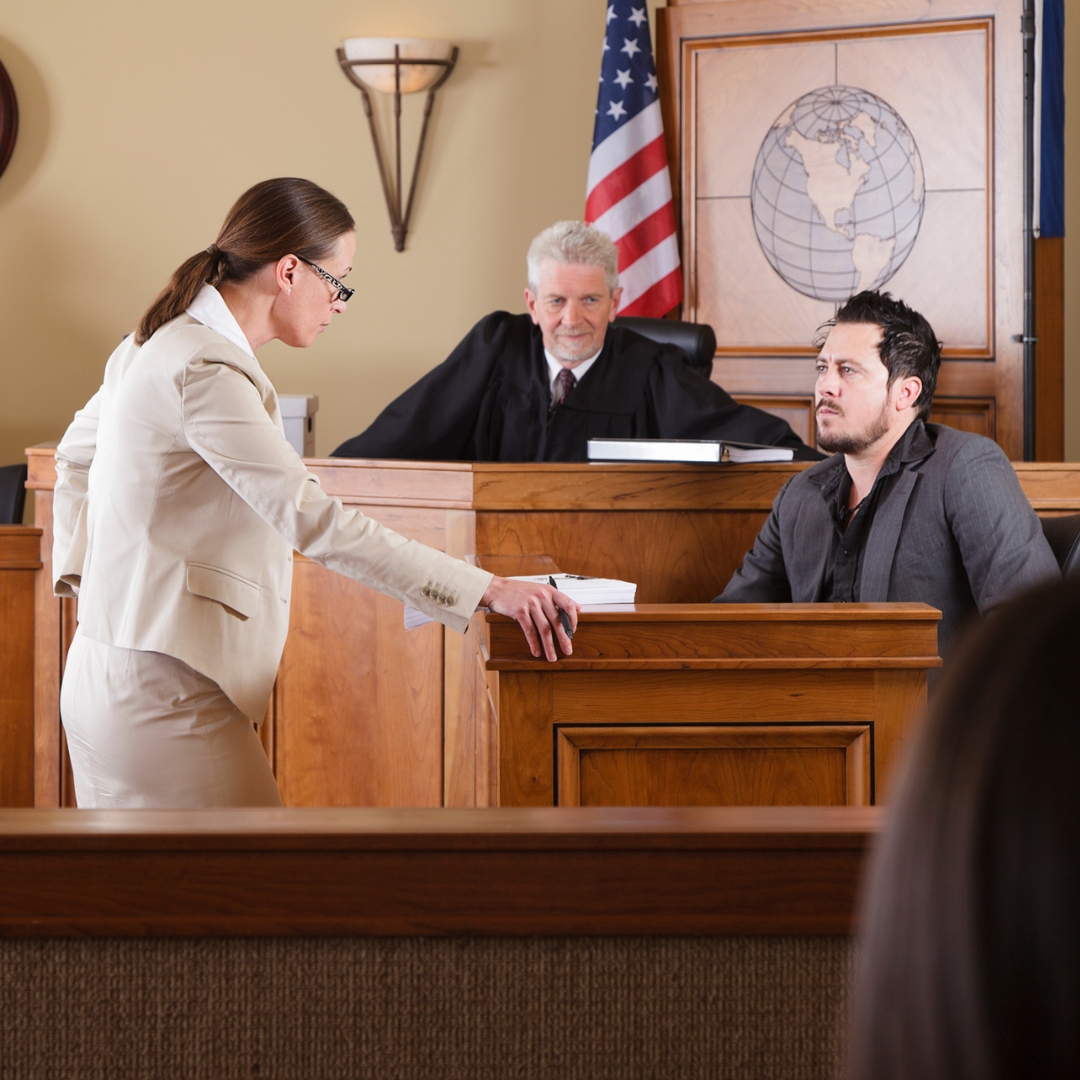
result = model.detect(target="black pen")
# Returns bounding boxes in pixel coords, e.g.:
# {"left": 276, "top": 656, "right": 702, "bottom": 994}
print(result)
{"left": 548, "top": 575, "right": 574, "bottom": 640}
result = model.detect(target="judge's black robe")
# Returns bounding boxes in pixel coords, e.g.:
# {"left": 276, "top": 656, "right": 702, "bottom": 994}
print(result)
{"left": 332, "top": 312, "right": 818, "bottom": 462}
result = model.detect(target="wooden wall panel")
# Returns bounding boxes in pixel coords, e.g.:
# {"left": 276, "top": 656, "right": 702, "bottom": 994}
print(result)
{"left": 0, "top": 806, "right": 878, "bottom": 937}
{"left": 558, "top": 725, "right": 871, "bottom": 808}
{"left": 442, "top": 623, "right": 476, "bottom": 808}
{"left": 733, "top": 395, "right": 816, "bottom": 448}
{"left": 872, "top": 668, "right": 927, "bottom": 802}
{"left": 551, "top": 670, "right": 874, "bottom": 725}
{"left": 276, "top": 559, "right": 445, "bottom": 808}
{"left": 475, "top": 510, "right": 766, "bottom": 603}
{"left": 485, "top": 606, "right": 937, "bottom": 808}
{"left": 29, "top": 487, "right": 60, "bottom": 808}
{"left": 0, "top": 528, "right": 40, "bottom": 807}
{"left": 1034, "top": 236, "right": 1065, "bottom": 461}
{"left": 660, "top": 0, "right": 1031, "bottom": 460}
{"left": 927, "top": 397, "right": 996, "bottom": 439}
{"left": 26, "top": 453, "right": 1075, "bottom": 811}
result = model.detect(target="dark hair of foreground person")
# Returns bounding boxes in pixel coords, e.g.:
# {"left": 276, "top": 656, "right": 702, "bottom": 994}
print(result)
{"left": 849, "top": 577, "right": 1080, "bottom": 1080}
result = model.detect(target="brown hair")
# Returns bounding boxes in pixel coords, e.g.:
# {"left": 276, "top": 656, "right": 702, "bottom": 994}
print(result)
{"left": 848, "top": 577, "right": 1080, "bottom": 1080}
{"left": 820, "top": 290, "right": 942, "bottom": 421}
{"left": 135, "top": 178, "right": 355, "bottom": 345}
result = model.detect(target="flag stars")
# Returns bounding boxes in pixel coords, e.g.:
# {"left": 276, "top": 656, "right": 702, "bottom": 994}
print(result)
{"left": 628, "top": 7, "right": 647, "bottom": 27}
{"left": 645, "top": 72, "right": 658, "bottom": 93}
{"left": 621, "top": 37, "right": 641, "bottom": 59}
{"left": 614, "top": 69, "right": 634, "bottom": 89}
{"left": 606, "top": 4, "right": 617, "bottom": 23}
{"left": 606, "top": 100, "right": 627, "bottom": 121}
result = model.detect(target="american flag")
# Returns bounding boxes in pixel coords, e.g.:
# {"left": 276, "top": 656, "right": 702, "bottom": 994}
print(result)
{"left": 586, "top": 1, "right": 683, "bottom": 318}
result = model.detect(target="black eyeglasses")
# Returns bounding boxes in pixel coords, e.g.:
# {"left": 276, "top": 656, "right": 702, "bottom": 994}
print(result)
{"left": 296, "top": 255, "right": 355, "bottom": 303}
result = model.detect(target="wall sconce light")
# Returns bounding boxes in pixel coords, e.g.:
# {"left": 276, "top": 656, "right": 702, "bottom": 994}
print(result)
{"left": 337, "top": 37, "right": 459, "bottom": 252}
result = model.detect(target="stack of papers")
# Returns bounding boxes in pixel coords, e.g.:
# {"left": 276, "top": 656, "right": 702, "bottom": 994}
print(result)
{"left": 509, "top": 573, "right": 637, "bottom": 605}
{"left": 405, "top": 573, "right": 638, "bottom": 630}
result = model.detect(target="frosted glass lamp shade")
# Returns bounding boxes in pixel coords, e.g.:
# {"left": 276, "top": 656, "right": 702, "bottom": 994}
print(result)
{"left": 342, "top": 37, "right": 454, "bottom": 94}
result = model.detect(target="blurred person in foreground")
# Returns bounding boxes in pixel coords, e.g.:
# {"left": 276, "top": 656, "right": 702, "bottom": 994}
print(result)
{"left": 849, "top": 575, "right": 1080, "bottom": 1080}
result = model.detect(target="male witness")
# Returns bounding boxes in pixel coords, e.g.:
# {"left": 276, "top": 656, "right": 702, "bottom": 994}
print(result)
{"left": 715, "top": 290, "right": 1058, "bottom": 655}
{"left": 332, "top": 221, "right": 816, "bottom": 462}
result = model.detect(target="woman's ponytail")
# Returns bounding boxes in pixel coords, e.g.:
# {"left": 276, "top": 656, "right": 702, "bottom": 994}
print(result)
{"left": 135, "top": 247, "right": 221, "bottom": 345}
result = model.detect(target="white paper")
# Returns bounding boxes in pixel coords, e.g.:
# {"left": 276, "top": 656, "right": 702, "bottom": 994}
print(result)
{"left": 509, "top": 573, "right": 637, "bottom": 605}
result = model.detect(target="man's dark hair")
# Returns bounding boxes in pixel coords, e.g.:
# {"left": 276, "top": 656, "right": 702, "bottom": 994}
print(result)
{"left": 825, "top": 290, "right": 942, "bottom": 420}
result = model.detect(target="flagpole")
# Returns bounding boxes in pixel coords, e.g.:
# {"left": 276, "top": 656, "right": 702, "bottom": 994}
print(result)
{"left": 1021, "top": 0, "right": 1037, "bottom": 461}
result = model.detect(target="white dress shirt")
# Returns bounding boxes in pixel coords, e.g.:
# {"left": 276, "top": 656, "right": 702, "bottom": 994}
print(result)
{"left": 544, "top": 348, "right": 601, "bottom": 398}
{"left": 186, "top": 284, "right": 256, "bottom": 358}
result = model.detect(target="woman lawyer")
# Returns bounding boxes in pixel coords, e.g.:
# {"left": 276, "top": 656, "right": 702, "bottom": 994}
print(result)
{"left": 52, "top": 178, "right": 577, "bottom": 809}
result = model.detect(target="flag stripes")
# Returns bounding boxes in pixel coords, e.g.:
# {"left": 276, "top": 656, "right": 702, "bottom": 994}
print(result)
{"left": 587, "top": 5, "right": 683, "bottom": 318}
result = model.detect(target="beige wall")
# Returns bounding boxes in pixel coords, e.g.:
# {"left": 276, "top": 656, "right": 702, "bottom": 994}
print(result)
{"left": 0, "top": 0, "right": 1078, "bottom": 473}
{"left": 0, "top": 0, "right": 666, "bottom": 472}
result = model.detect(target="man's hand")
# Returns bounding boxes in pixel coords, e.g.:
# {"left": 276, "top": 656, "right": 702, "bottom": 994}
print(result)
{"left": 480, "top": 577, "right": 580, "bottom": 662}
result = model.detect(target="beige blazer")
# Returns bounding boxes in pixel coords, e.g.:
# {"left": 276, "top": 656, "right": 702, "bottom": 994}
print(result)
{"left": 53, "top": 314, "right": 492, "bottom": 722}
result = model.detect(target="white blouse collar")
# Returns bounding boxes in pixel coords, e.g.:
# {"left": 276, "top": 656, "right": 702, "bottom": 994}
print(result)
{"left": 185, "top": 284, "right": 256, "bottom": 359}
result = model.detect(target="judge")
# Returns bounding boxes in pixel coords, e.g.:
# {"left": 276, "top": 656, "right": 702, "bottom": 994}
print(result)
{"left": 332, "top": 221, "right": 816, "bottom": 462}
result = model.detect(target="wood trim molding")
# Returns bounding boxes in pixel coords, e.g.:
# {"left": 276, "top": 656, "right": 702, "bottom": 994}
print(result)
{"left": 0, "top": 527, "right": 42, "bottom": 571}
{"left": 556, "top": 725, "right": 872, "bottom": 807}
{"left": 0, "top": 806, "right": 877, "bottom": 937}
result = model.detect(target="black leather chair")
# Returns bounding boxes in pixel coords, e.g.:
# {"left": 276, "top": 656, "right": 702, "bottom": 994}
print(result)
{"left": 0, "top": 463, "right": 27, "bottom": 524}
{"left": 1041, "top": 513, "right": 1080, "bottom": 576}
{"left": 612, "top": 316, "right": 717, "bottom": 378}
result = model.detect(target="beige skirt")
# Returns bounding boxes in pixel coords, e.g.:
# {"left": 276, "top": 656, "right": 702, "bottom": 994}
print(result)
{"left": 60, "top": 630, "right": 282, "bottom": 809}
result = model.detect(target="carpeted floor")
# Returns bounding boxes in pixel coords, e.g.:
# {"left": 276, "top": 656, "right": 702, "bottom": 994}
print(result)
{"left": 0, "top": 936, "right": 853, "bottom": 1080}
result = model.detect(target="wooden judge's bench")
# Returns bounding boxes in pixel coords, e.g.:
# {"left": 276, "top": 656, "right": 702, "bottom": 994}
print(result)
{"left": 8, "top": 448, "right": 955, "bottom": 811}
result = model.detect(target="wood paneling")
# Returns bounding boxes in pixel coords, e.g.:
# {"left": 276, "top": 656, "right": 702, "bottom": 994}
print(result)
{"left": 734, "top": 395, "right": 816, "bottom": 447}
{"left": 1012, "top": 464, "right": 1080, "bottom": 512}
{"left": 26, "top": 459, "right": 61, "bottom": 809}
{"left": 276, "top": 554, "right": 445, "bottom": 807}
{"left": 26, "top": 452, "right": 1080, "bottom": 810}
{"left": 485, "top": 602, "right": 942, "bottom": 668}
{"left": 480, "top": 604, "right": 937, "bottom": 809}
{"left": 0, "top": 528, "right": 40, "bottom": 807}
{"left": 927, "top": 397, "right": 995, "bottom": 439}
{"left": 1035, "top": 236, "right": 1065, "bottom": 461}
{"left": 660, "top": 0, "right": 1031, "bottom": 459}
{"left": 558, "top": 725, "right": 871, "bottom": 807}
{"left": 0, "top": 806, "right": 877, "bottom": 936}
{"left": 872, "top": 667, "right": 926, "bottom": 802}
{"left": 476, "top": 511, "right": 765, "bottom": 603}
{"left": 306, "top": 457, "right": 811, "bottom": 512}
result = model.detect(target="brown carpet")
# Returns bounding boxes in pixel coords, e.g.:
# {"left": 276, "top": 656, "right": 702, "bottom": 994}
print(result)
{"left": 0, "top": 936, "right": 852, "bottom": 1080}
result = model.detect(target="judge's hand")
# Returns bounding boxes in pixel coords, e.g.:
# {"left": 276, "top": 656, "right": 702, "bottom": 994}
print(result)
{"left": 480, "top": 577, "right": 579, "bottom": 662}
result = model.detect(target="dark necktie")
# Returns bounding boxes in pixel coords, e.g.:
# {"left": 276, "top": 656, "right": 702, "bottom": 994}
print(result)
{"left": 550, "top": 367, "right": 577, "bottom": 412}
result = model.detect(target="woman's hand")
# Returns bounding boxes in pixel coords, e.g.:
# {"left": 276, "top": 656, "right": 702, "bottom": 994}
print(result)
{"left": 480, "top": 577, "right": 580, "bottom": 662}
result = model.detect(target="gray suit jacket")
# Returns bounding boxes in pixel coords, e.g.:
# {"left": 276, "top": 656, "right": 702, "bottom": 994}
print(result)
{"left": 717, "top": 422, "right": 1059, "bottom": 653}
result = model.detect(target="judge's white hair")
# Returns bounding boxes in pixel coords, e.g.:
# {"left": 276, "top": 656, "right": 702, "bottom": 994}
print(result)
{"left": 527, "top": 221, "right": 619, "bottom": 295}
